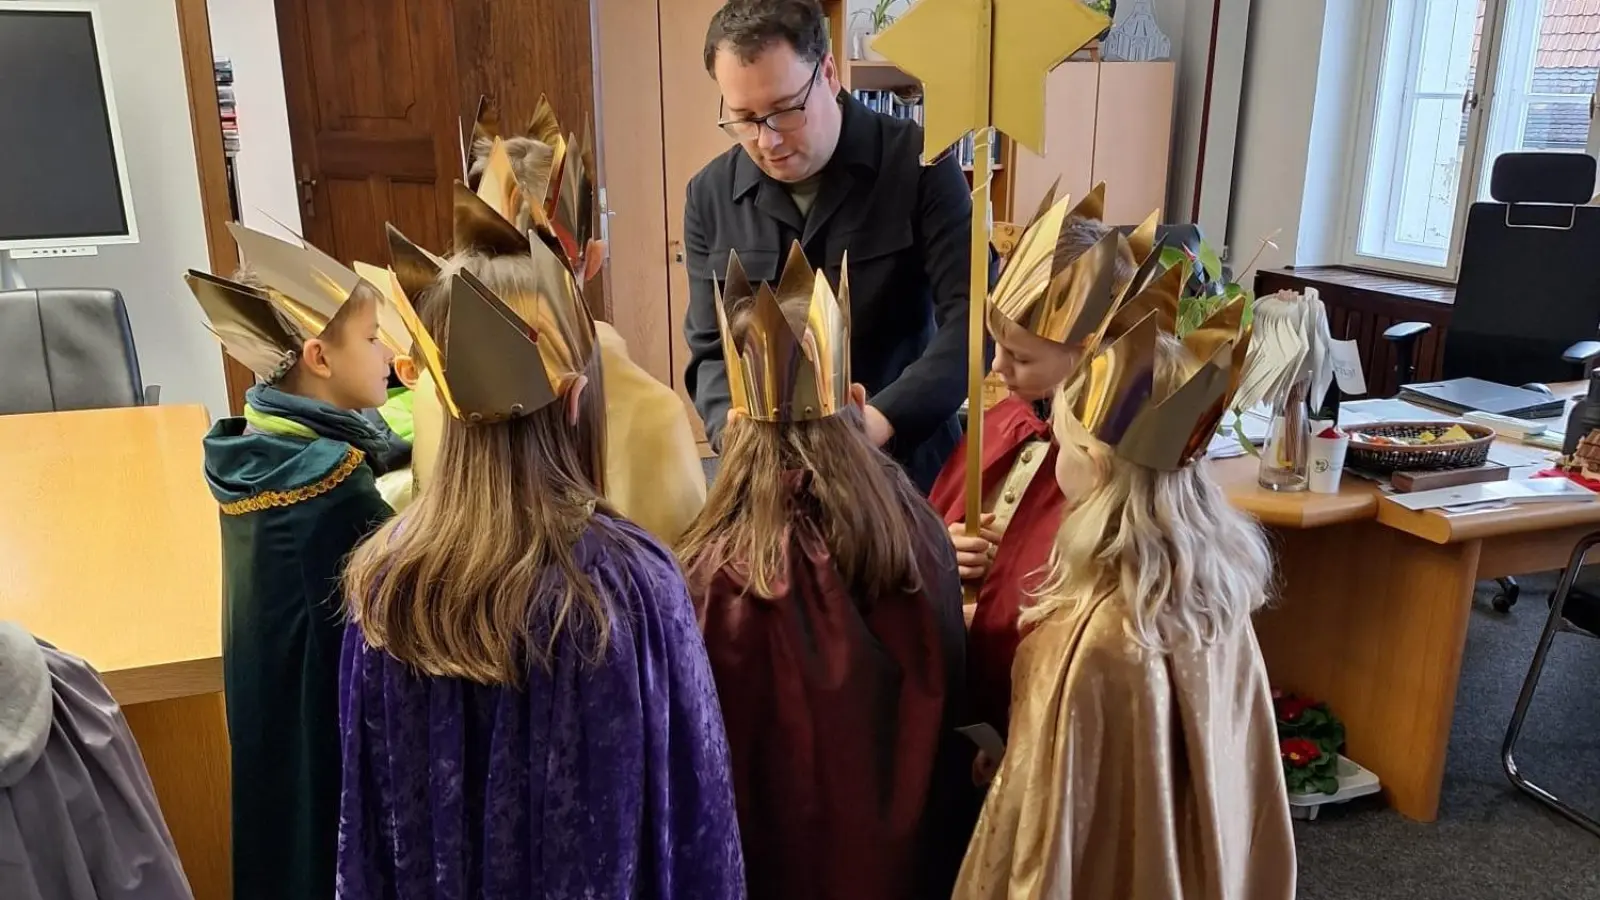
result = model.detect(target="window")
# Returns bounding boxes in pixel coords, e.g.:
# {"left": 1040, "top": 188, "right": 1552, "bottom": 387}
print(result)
{"left": 1348, "top": 0, "right": 1600, "bottom": 278}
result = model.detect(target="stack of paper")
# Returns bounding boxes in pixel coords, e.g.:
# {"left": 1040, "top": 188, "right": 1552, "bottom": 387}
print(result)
{"left": 1387, "top": 478, "right": 1596, "bottom": 512}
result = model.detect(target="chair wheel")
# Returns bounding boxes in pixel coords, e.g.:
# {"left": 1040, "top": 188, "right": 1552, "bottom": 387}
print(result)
{"left": 1493, "top": 585, "right": 1521, "bottom": 613}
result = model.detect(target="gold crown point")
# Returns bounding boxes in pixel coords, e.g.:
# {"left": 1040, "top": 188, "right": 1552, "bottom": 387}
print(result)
{"left": 775, "top": 241, "right": 814, "bottom": 306}
{"left": 1127, "top": 208, "right": 1161, "bottom": 262}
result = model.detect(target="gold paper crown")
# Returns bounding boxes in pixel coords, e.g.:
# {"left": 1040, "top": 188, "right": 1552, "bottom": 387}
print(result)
{"left": 987, "top": 182, "right": 1163, "bottom": 357}
{"left": 379, "top": 97, "right": 599, "bottom": 424}
{"left": 183, "top": 270, "right": 307, "bottom": 381}
{"left": 715, "top": 242, "right": 850, "bottom": 423}
{"left": 222, "top": 221, "right": 411, "bottom": 356}
{"left": 1062, "top": 297, "right": 1251, "bottom": 471}
{"left": 460, "top": 94, "right": 594, "bottom": 274}
{"left": 185, "top": 223, "right": 404, "bottom": 381}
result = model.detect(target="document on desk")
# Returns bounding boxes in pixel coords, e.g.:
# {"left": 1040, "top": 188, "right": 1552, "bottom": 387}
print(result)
{"left": 1388, "top": 478, "right": 1597, "bottom": 511}
{"left": 1486, "top": 441, "right": 1558, "bottom": 471}
{"left": 1340, "top": 398, "right": 1462, "bottom": 426}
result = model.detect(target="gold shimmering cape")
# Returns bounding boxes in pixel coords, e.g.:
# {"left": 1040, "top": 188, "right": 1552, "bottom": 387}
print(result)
{"left": 956, "top": 597, "right": 1296, "bottom": 900}
{"left": 592, "top": 321, "right": 707, "bottom": 544}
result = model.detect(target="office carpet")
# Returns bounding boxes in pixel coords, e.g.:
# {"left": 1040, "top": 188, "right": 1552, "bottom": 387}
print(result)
{"left": 1296, "top": 572, "right": 1600, "bottom": 900}
{"left": 699, "top": 457, "right": 1600, "bottom": 896}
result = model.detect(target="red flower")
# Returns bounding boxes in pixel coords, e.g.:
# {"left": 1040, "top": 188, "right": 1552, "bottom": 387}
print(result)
{"left": 1276, "top": 694, "right": 1317, "bottom": 723}
{"left": 1281, "top": 738, "right": 1322, "bottom": 768}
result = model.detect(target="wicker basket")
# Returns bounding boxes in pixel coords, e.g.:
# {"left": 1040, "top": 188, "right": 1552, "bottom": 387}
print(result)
{"left": 1345, "top": 421, "right": 1495, "bottom": 474}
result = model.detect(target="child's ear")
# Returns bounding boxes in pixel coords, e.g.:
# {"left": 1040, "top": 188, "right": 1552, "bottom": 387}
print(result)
{"left": 393, "top": 356, "right": 420, "bottom": 389}
{"left": 564, "top": 374, "right": 590, "bottom": 426}
{"left": 299, "top": 338, "right": 334, "bottom": 380}
{"left": 848, "top": 382, "right": 867, "bottom": 411}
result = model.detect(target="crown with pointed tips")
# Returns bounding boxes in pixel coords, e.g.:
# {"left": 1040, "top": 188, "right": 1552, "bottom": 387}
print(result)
{"left": 1060, "top": 298, "right": 1252, "bottom": 471}
{"left": 187, "top": 223, "right": 407, "bottom": 380}
{"left": 221, "top": 221, "right": 411, "bottom": 357}
{"left": 460, "top": 94, "right": 594, "bottom": 276}
{"left": 715, "top": 241, "right": 851, "bottom": 423}
{"left": 987, "top": 182, "right": 1165, "bottom": 363}
{"left": 385, "top": 258, "right": 593, "bottom": 423}
{"left": 183, "top": 270, "right": 305, "bottom": 382}
{"left": 370, "top": 98, "right": 600, "bottom": 424}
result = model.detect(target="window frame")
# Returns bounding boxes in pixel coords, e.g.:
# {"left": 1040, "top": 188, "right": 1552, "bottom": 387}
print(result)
{"left": 1340, "top": 0, "right": 1510, "bottom": 282}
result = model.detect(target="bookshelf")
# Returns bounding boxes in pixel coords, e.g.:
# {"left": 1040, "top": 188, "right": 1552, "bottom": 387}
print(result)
{"left": 819, "top": 0, "right": 1016, "bottom": 219}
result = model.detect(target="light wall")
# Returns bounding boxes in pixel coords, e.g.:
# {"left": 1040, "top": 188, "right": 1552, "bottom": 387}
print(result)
{"left": 1227, "top": 0, "right": 1371, "bottom": 272}
{"left": 12, "top": 0, "right": 227, "bottom": 417}
{"left": 208, "top": 0, "right": 301, "bottom": 243}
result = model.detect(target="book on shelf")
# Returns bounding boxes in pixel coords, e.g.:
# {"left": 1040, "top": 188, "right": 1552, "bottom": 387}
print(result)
{"left": 849, "top": 89, "right": 1001, "bottom": 167}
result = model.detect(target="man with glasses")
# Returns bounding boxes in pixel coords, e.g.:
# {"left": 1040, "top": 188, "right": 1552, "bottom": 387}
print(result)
{"left": 684, "top": 0, "right": 990, "bottom": 492}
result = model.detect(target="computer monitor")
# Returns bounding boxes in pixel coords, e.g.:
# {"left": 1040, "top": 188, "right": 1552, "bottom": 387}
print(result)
{"left": 0, "top": 2, "right": 138, "bottom": 251}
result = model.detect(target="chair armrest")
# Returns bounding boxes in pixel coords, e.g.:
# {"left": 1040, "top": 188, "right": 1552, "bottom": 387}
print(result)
{"left": 1382, "top": 321, "right": 1432, "bottom": 343}
{"left": 1561, "top": 340, "right": 1600, "bottom": 365}
{"left": 143, "top": 384, "right": 161, "bottom": 406}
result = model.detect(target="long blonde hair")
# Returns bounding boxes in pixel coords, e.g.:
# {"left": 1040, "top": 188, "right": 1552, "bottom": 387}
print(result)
{"left": 676, "top": 299, "right": 931, "bottom": 599}
{"left": 343, "top": 252, "right": 610, "bottom": 685}
{"left": 1025, "top": 333, "right": 1272, "bottom": 649}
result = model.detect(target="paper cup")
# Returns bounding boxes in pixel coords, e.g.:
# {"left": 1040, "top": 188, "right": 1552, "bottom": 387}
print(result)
{"left": 1308, "top": 433, "right": 1351, "bottom": 494}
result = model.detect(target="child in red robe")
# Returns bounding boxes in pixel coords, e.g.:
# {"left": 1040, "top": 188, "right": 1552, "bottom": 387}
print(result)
{"left": 929, "top": 187, "right": 1142, "bottom": 735}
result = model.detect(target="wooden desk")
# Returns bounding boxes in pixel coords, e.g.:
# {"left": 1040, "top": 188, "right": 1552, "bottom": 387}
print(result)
{"left": 1208, "top": 419, "right": 1598, "bottom": 823}
{"left": 0, "top": 405, "right": 229, "bottom": 900}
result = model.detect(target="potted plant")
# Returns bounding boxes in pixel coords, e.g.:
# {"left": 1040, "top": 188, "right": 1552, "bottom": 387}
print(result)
{"left": 854, "top": 0, "right": 899, "bottom": 61}
{"left": 1274, "top": 690, "right": 1380, "bottom": 819}
{"left": 1167, "top": 231, "right": 1277, "bottom": 454}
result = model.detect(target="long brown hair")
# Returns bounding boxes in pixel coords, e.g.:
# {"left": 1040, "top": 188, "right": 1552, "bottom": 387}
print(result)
{"left": 677, "top": 300, "right": 931, "bottom": 599}
{"left": 343, "top": 252, "right": 611, "bottom": 685}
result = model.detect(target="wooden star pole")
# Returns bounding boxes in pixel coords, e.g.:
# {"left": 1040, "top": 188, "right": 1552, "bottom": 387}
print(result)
{"left": 873, "top": 0, "right": 1109, "bottom": 556}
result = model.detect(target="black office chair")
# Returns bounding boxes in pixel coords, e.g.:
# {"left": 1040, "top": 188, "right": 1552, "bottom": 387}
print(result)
{"left": 1385, "top": 152, "right": 1600, "bottom": 391}
{"left": 0, "top": 288, "right": 159, "bottom": 415}
{"left": 1502, "top": 531, "right": 1600, "bottom": 838}
{"left": 1384, "top": 154, "right": 1600, "bottom": 614}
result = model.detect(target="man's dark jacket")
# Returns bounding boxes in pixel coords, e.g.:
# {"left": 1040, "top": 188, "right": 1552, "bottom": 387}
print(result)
{"left": 683, "top": 92, "right": 994, "bottom": 492}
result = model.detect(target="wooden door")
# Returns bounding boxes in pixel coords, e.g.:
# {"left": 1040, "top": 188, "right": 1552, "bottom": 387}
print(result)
{"left": 595, "top": 0, "right": 672, "bottom": 384}
{"left": 660, "top": 0, "right": 735, "bottom": 441}
{"left": 273, "top": 0, "right": 461, "bottom": 265}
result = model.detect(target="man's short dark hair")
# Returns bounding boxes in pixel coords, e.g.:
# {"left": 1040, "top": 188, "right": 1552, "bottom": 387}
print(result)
{"left": 703, "top": 0, "right": 830, "bottom": 75}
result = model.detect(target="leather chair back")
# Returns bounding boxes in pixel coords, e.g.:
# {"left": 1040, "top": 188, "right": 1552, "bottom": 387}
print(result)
{"left": 0, "top": 288, "right": 146, "bottom": 415}
{"left": 1446, "top": 153, "right": 1600, "bottom": 386}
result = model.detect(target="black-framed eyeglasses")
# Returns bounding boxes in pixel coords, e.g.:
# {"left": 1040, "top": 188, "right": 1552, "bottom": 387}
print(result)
{"left": 717, "top": 59, "right": 822, "bottom": 140}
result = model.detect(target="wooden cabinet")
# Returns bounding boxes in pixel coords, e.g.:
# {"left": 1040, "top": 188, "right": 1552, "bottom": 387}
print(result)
{"left": 1009, "top": 61, "right": 1176, "bottom": 226}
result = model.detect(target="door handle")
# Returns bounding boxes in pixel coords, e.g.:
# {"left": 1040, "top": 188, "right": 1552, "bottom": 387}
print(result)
{"left": 297, "top": 165, "right": 318, "bottom": 218}
{"left": 670, "top": 238, "right": 684, "bottom": 264}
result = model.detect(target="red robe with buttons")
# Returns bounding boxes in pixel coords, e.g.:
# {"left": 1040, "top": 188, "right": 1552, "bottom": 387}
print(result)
{"left": 928, "top": 395, "right": 1066, "bottom": 734}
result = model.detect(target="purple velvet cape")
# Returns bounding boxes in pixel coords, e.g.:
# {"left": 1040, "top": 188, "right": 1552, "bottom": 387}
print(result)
{"left": 335, "top": 516, "right": 745, "bottom": 899}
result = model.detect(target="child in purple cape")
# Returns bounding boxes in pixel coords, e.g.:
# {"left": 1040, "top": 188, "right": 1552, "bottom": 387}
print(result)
{"left": 333, "top": 145, "right": 744, "bottom": 899}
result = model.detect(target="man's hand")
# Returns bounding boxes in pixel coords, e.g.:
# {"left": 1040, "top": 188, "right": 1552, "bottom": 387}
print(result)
{"left": 949, "top": 513, "right": 1002, "bottom": 582}
{"left": 863, "top": 404, "right": 895, "bottom": 447}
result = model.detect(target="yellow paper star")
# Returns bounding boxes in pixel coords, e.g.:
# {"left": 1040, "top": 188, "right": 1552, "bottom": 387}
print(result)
{"left": 871, "top": 0, "right": 1109, "bottom": 160}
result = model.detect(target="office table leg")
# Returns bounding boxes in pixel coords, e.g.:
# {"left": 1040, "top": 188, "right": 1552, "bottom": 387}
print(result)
{"left": 1254, "top": 522, "right": 1479, "bottom": 822}
{"left": 122, "top": 691, "right": 232, "bottom": 900}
